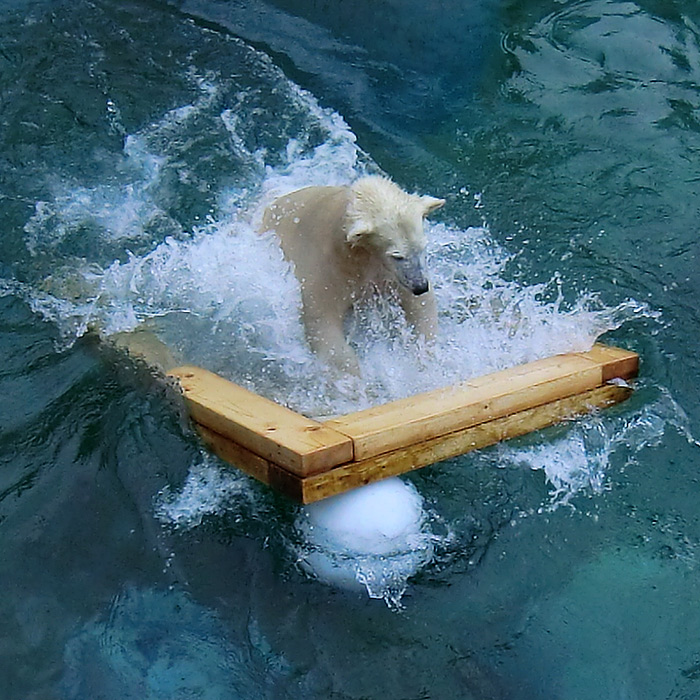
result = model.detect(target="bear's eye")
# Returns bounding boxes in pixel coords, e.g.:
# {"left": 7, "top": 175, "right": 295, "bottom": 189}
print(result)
{"left": 389, "top": 252, "right": 406, "bottom": 261}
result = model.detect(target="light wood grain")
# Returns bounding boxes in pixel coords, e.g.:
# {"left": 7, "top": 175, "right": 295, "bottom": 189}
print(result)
{"left": 168, "top": 366, "right": 353, "bottom": 476}
{"left": 325, "top": 345, "right": 638, "bottom": 461}
{"left": 574, "top": 344, "right": 639, "bottom": 382}
{"left": 171, "top": 345, "right": 638, "bottom": 502}
{"left": 196, "top": 424, "right": 272, "bottom": 484}
{"left": 191, "top": 383, "right": 632, "bottom": 503}
{"left": 300, "top": 383, "right": 632, "bottom": 503}
{"left": 196, "top": 425, "right": 304, "bottom": 501}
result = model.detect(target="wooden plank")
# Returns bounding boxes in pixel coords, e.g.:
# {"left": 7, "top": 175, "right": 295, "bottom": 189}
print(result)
{"left": 168, "top": 366, "right": 353, "bottom": 476}
{"left": 326, "top": 346, "right": 638, "bottom": 461}
{"left": 299, "top": 383, "right": 632, "bottom": 503}
{"left": 170, "top": 345, "right": 638, "bottom": 501}
{"left": 574, "top": 344, "right": 639, "bottom": 382}
{"left": 196, "top": 425, "right": 305, "bottom": 501}
{"left": 196, "top": 424, "right": 272, "bottom": 484}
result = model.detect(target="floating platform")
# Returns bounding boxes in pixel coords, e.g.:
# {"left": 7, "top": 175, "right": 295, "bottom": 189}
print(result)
{"left": 168, "top": 344, "right": 639, "bottom": 504}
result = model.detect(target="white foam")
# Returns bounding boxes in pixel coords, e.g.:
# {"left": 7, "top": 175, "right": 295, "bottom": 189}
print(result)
{"left": 23, "top": 133, "right": 178, "bottom": 258}
{"left": 154, "top": 454, "right": 255, "bottom": 529}
{"left": 504, "top": 387, "right": 696, "bottom": 508}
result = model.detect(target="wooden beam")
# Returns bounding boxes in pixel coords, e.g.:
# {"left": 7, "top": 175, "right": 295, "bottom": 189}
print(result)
{"left": 196, "top": 424, "right": 272, "bottom": 484}
{"left": 167, "top": 366, "right": 353, "bottom": 476}
{"left": 169, "top": 344, "right": 639, "bottom": 502}
{"left": 325, "top": 344, "right": 637, "bottom": 461}
{"left": 194, "top": 383, "right": 632, "bottom": 503}
{"left": 196, "top": 425, "right": 305, "bottom": 501}
{"left": 300, "top": 383, "right": 632, "bottom": 503}
{"left": 574, "top": 344, "right": 639, "bottom": 382}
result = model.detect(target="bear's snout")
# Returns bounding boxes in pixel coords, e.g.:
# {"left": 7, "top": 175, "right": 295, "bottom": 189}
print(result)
{"left": 412, "top": 280, "right": 430, "bottom": 296}
{"left": 391, "top": 252, "right": 430, "bottom": 297}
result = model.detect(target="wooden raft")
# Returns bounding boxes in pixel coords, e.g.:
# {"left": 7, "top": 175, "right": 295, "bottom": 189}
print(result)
{"left": 168, "top": 344, "right": 638, "bottom": 504}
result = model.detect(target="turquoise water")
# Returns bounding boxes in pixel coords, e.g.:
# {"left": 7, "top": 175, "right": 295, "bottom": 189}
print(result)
{"left": 1, "top": 0, "right": 699, "bottom": 697}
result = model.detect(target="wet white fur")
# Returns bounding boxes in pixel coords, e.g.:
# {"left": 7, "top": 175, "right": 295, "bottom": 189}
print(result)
{"left": 262, "top": 176, "right": 445, "bottom": 374}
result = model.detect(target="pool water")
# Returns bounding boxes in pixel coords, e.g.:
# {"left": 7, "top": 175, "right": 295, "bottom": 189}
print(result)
{"left": 1, "top": 0, "right": 699, "bottom": 697}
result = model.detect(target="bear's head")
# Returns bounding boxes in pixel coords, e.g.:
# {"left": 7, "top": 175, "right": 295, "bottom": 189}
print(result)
{"left": 346, "top": 177, "right": 445, "bottom": 296}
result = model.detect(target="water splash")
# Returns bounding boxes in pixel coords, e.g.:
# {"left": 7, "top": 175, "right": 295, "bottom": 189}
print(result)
{"left": 24, "top": 134, "right": 176, "bottom": 259}
{"left": 154, "top": 453, "right": 257, "bottom": 530}
{"left": 503, "top": 386, "right": 697, "bottom": 508}
{"left": 15, "top": 63, "right": 654, "bottom": 415}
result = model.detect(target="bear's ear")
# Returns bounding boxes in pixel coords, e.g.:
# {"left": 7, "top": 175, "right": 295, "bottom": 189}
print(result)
{"left": 420, "top": 196, "right": 446, "bottom": 216}
{"left": 346, "top": 218, "right": 373, "bottom": 246}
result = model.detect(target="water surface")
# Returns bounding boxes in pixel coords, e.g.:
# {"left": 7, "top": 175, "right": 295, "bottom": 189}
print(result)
{"left": 1, "top": 0, "right": 699, "bottom": 698}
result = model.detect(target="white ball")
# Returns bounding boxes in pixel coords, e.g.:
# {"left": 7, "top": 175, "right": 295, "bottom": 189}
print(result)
{"left": 295, "top": 477, "right": 433, "bottom": 594}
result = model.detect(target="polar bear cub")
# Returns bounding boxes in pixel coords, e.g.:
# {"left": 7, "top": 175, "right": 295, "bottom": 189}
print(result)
{"left": 262, "top": 176, "right": 445, "bottom": 374}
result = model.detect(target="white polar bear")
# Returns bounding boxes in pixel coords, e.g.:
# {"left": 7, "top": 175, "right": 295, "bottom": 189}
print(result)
{"left": 262, "top": 176, "right": 445, "bottom": 374}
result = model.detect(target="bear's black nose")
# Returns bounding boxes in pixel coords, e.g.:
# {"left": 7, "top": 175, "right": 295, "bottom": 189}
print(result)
{"left": 412, "top": 281, "right": 430, "bottom": 296}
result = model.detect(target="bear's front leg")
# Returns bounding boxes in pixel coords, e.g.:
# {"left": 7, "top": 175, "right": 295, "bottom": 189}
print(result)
{"left": 301, "top": 307, "right": 361, "bottom": 376}
{"left": 399, "top": 287, "right": 438, "bottom": 341}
